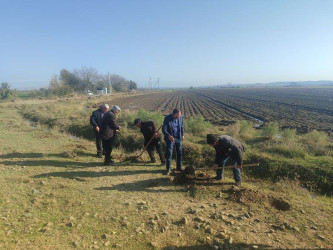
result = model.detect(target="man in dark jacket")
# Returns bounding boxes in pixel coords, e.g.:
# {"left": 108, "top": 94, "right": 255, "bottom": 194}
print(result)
{"left": 90, "top": 104, "right": 109, "bottom": 157}
{"left": 99, "top": 105, "right": 121, "bottom": 165}
{"left": 162, "top": 109, "right": 185, "bottom": 175}
{"left": 207, "top": 134, "right": 245, "bottom": 186}
{"left": 133, "top": 119, "right": 165, "bottom": 164}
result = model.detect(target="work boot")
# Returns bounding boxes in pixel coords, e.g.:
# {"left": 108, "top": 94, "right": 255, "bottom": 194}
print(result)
{"left": 104, "top": 159, "right": 114, "bottom": 166}
{"left": 235, "top": 181, "right": 242, "bottom": 186}
{"left": 164, "top": 170, "right": 171, "bottom": 176}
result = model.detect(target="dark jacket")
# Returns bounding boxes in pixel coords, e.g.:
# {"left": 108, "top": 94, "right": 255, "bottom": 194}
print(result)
{"left": 162, "top": 114, "right": 184, "bottom": 142}
{"left": 90, "top": 108, "right": 104, "bottom": 129}
{"left": 214, "top": 135, "right": 245, "bottom": 164}
{"left": 140, "top": 121, "right": 159, "bottom": 141}
{"left": 99, "top": 110, "right": 120, "bottom": 141}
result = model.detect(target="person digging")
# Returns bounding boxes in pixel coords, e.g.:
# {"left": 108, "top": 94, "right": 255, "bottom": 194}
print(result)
{"left": 206, "top": 134, "right": 246, "bottom": 186}
{"left": 133, "top": 119, "right": 165, "bottom": 165}
{"left": 89, "top": 103, "right": 109, "bottom": 158}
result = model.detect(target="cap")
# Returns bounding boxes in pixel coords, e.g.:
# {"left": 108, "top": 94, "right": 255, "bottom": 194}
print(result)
{"left": 207, "top": 134, "right": 218, "bottom": 145}
{"left": 133, "top": 118, "right": 142, "bottom": 126}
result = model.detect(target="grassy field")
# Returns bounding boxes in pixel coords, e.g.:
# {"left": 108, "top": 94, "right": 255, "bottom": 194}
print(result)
{"left": 1, "top": 95, "right": 333, "bottom": 249}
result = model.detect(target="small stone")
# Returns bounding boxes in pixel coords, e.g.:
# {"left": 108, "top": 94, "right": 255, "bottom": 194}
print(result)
{"left": 66, "top": 222, "right": 73, "bottom": 227}
{"left": 72, "top": 241, "right": 79, "bottom": 247}
{"left": 293, "top": 226, "right": 300, "bottom": 232}
{"left": 200, "top": 205, "right": 206, "bottom": 209}
{"left": 104, "top": 241, "right": 110, "bottom": 247}
{"left": 301, "top": 210, "right": 306, "bottom": 214}
{"left": 310, "top": 226, "right": 318, "bottom": 230}
{"left": 93, "top": 213, "right": 99, "bottom": 218}
{"left": 180, "top": 217, "right": 188, "bottom": 225}
{"left": 39, "top": 227, "right": 48, "bottom": 232}
{"left": 113, "top": 243, "right": 122, "bottom": 248}
{"left": 137, "top": 201, "right": 147, "bottom": 206}
{"left": 316, "top": 234, "right": 325, "bottom": 240}
{"left": 254, "top": 219, "right": 260, "bottom": 223}
{"left": 150, "top": 241, "right": 159, "bottom": 247}
{"left": 271, "top": 224, "right": 285, "bottom": 231}
{"left": 31, "top": 189, "right": 39, "bottom": 194}
{"left": 154, "top": 215, "right": 160, "bottom": 220}
{"left": 124, "top": 202, "right": 131, "bottom": 206}
{"left": 194, "top": 223, "right": 200, "bottom": 229}
{"left": 244, "top": 213, "right": 250, "bottom": 218}
{"left": 69, "top": 216, "right": 75, "bottom": 221}
{"left": 161, "top": 211, "right": 169, "bottom": 215}
{"left": 178, "top": 233, "right": 182, "bottom": 236}
{"left": 248, "top": 212, "right": 254, "bottom": 217}
{"left": 216, "top": 193, "right": 223, "bottom": 198}
{"left": 194, "top": 217, "right": 205, "bottom": 222}
{"left": 205, "top": 227, "right": 214, "bottom": 235}
{"left": 39, "top": 181, "right": 46, "bottom": 185}
{"left": 252, "top": 245, "right": 259, "bottom": 249}
{"left": 101, "top": 233, "right": 109, "bottom": 239}
{"left": 122, "top": 221, "right": 130, "bottom": 228}
{"left": 217, "top": 232, "right": 227, "bottom": 239}
{"left": 250, "top": 229, "right": 257, "bottom": 233}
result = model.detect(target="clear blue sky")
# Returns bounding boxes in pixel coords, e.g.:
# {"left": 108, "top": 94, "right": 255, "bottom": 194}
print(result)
{"left": 1, "top": 0, "right": 332, "bottom": 89}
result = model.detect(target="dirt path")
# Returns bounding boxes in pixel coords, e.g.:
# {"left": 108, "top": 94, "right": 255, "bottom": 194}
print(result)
{"left": 0, "top": 103, "right": 332, "bottom": 249}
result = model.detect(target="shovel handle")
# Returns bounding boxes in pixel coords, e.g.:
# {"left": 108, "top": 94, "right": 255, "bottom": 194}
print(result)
{"left": 195, "top": 163, "right": 259, "bottom": 171}
{"left": 139, "top": 124, "right": 163, "bottom": 157}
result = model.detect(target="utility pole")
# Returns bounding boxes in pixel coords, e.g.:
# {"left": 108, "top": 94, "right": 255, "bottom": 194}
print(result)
{"left": 154, "top": 77, "right": 160, "bottom": 89}
{"left": 109, "top": 73, "right": 112, "bottom": 95}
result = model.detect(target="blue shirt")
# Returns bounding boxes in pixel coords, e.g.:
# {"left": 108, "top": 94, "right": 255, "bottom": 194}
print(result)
{"left": 172, "top": 118, "right": 180, "bottom": 139}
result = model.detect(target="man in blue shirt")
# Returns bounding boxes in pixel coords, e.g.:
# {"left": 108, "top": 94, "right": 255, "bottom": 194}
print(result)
{"left": 162, "top": 109, "right": 185, "bottom": 175}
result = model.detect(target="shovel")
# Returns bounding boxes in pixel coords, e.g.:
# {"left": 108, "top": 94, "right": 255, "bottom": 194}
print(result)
{"left": 184, "top": 163, "right": 260, "bottom": 175}
{"left": 134, "top": 124, "right": 163, "bottom": 162}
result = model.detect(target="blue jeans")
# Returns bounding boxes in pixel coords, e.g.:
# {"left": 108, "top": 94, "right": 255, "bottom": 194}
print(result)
{"left": 165, "top": 139, "right": 182, "bottom": 171}
{"left": 216, "top": 157, "right": 241, "bottom": 182}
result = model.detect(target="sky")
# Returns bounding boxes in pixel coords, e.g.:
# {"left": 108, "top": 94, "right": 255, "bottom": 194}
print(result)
{"left": 0, "top": 0, "right": 333, "bottom": 89}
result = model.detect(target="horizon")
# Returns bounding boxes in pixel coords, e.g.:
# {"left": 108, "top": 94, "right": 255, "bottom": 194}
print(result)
{"left": 1, "top": 0, "right": 333, "bottom": 90}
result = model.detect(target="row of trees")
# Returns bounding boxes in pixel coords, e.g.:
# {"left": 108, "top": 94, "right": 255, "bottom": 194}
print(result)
{"left": 35, "top": 67, "right": 138, "bottom": 97}
{"left": 57, "top": 67, "right": 137, "bottom": 93}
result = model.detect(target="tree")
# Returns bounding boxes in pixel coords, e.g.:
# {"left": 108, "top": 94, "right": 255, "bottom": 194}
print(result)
{"left": 59, "top": 69, "right": 81, "bottom": 91}
{"left": 110, "top": 74, "right": 128, "bottom": 91}
{"left": 73, "top": 66, "right": 105, "bottom": 91}
{"left": 129, "top": 80, "right": 137, "bottom": 90}
{"left": 0, "top": 82, "right": 16, "bottom": 99}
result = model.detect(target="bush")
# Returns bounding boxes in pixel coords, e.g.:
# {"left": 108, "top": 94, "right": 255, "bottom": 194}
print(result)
{"left": 239, "top": 120, "right": 256, "bottom": 140}
{"left": 261, "top": 122, "right": 280, "bottom": 139}
{"left": 0, "top": 82, "right": 16, "bottom": 99}
{"left": 185, "top": 116, "right": 212, "bottom": 136}
{"left": 267, "top": 145, "right": 306, "bottom": 158}
{"left": 282, "top": 128, "right": 297, "bottom": 141}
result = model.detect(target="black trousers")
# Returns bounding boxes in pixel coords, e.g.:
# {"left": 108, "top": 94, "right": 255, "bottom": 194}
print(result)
{"left": 102, "top": 138, "right": 115, "bottom": 164}
{"left": 95, "top": 131, "right": 103, "bottom": 155}
{"left": 146, "top": 137, "right": 165, "bottom": 162}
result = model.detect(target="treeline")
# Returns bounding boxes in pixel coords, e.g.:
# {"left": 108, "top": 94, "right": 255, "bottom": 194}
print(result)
{"left": 30, "top": 66, "right": 138, "bottom": 98}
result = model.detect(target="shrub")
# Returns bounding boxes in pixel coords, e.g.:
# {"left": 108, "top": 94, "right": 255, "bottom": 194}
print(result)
{"left": 261, "top": 122, "right": 280, "bottom": 139}
{"left": 239, "top": 120, "right": 256, "bottom": 140}
{"left": 224, "top": 122, "right": 240, "bottom": 139}
{"left": 282, "top": 128, "right": 297, "bottom": 141}
{"left": 267, "top": 145, "right": 306, "bottom": 158}
{"left": 185, "top": 116, "right": 212, "bottom": 136}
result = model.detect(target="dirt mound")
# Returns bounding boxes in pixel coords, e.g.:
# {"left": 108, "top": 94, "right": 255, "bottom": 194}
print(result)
{"left": 227, "top": 186, "right": 269, "bottom": 204}
{"left": 271, "top": 198, "right": 291, "bottom": 211}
